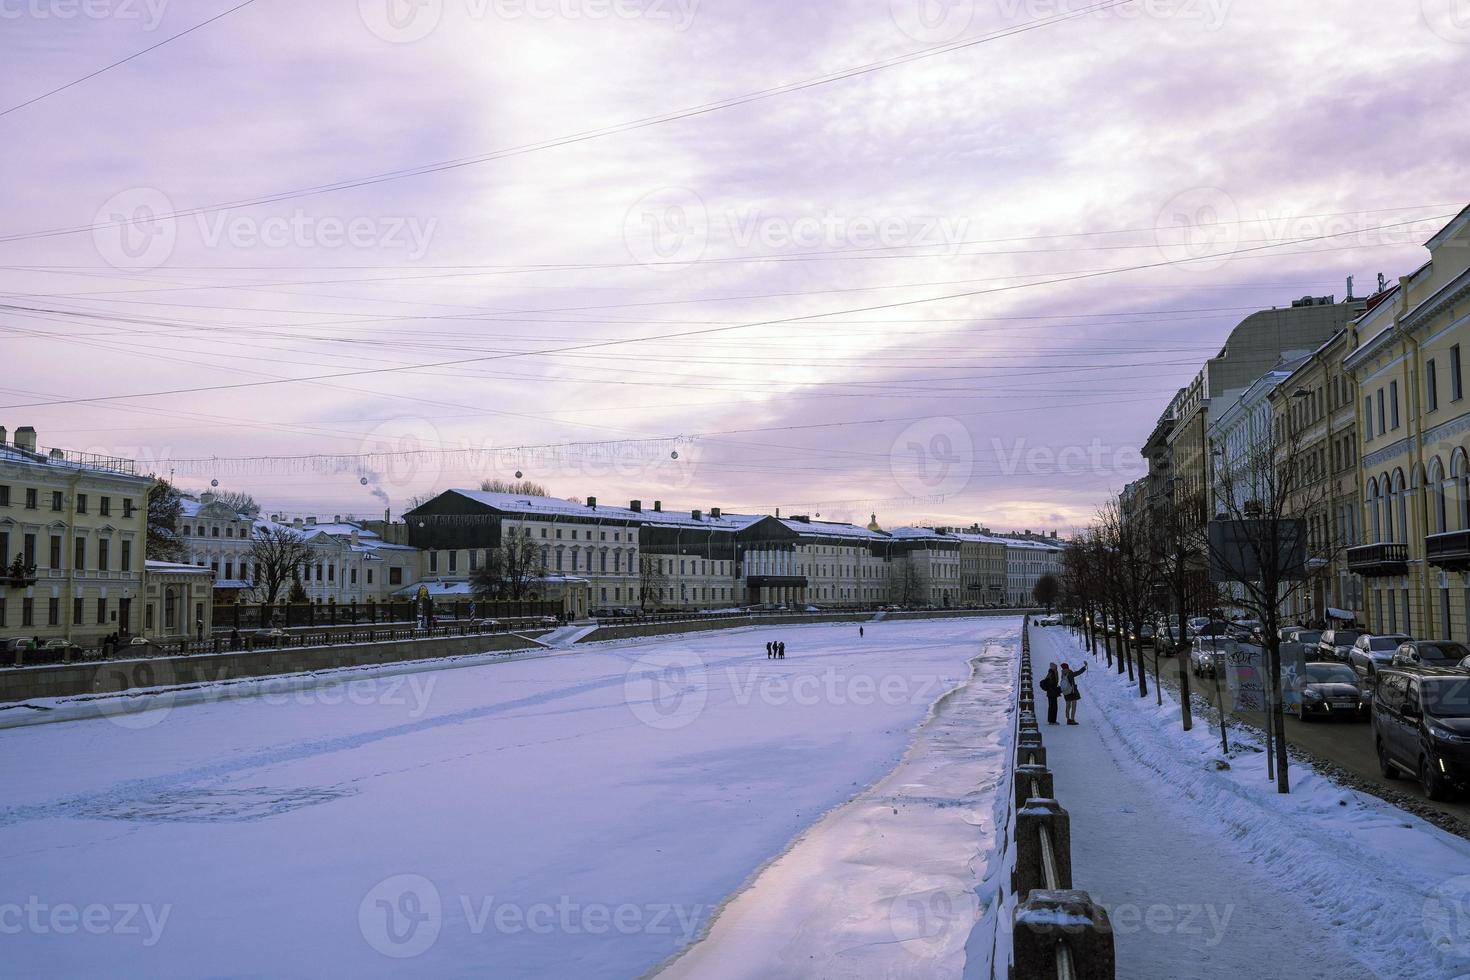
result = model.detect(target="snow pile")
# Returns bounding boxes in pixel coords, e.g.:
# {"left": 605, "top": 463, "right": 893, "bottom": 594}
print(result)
{"left": 1035, "top": 626, "right": 1470, "bottom": 979}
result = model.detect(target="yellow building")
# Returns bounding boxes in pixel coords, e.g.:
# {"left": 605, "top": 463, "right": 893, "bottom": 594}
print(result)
{"left": 0, "top": 426, "right": 154, "bottom": 647}
{"left": 1345, "top": 205, "right": 1470, "bottom": 639}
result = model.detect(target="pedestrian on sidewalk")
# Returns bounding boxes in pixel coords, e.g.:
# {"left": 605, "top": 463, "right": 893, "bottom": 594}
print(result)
{"left": 1039, "top": 664, "right": 1061, "bottom": 724}
{"left": 1059, "top": 661, "right": 1087, "bottom": 724}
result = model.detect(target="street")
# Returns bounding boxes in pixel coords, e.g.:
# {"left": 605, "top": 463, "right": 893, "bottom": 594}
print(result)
{"left": 1080, "top": 630, "right": 1470, "bottom": 828}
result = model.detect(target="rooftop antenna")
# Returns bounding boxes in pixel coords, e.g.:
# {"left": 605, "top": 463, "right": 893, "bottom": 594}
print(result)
{"left": 1345, "top": 275, "right": 1354, "bottom": 301}
{"left": 1378, "top": 272, "right": 1387, "bottom": 294}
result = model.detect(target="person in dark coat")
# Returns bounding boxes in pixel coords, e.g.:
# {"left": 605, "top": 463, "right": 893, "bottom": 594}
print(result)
{"left": 766, "top": 641, "right": 773, "bottom": 659}
{"left": 1059, "top": 661, "right": 1088, "bottom": 724}
{"left": 1039, "top": 664, "right": 1061, "bottom": 724}
{"left": 859, "top": 625, "right": 865, "bottom": 638}
{"left": 778, "top": 641, "right": 785, "bottom": 659}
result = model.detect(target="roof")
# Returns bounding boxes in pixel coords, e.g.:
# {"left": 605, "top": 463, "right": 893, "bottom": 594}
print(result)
{"left": 144, "top": 560, "right": 214, "bottom": 576}
{"left": 778, "top": 517, "right": 889, "bottom": 541}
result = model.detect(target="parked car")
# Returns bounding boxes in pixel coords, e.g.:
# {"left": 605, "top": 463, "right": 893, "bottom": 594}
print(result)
{"left": 1230, "top": 620, "right": 1263, "bottom": 642}
{"left": 1392, "top": 640, "right": 1470, "bottom": 669}
{"left": 1130, "top": 623, "right": 1156, "bottom": 645}
{"left": 1283, "top": 628, "right": 1322, "bottom": 647}
{"left": 1156, "top": 623, "right": 1185, "bottom": 655}
{"left": 1291, "top": 662, "right": 1368, "bottom": 722}
{"left": 1349, "top": 633, "right": 1413, "bottom": 688}
{"left": 1374, "top": 666, "right": 1470, "bottom": 801}
{"left": 40, "top": 639, "right": 80, "bottom": 657}
{"left": 1190, "top": 634, "right": 1235, "bottom": 678}
{"left": 1318, "top": 629, "right": 1361, "bottom": 663}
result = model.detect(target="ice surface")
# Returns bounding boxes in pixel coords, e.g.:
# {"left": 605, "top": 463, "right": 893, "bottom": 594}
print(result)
{"left": 0, "top": 617, "right": 1017, "bottom": 979}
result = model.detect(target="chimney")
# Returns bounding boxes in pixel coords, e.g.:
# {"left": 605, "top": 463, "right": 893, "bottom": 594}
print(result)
{"left": 711, "top": 507, "right": 721, "bottom": 519}
{"left": 13, "top": 426, "right": 36, "bottom": 453}
{"left": 653, "top": 500, "right": 662, "bottom": 512}
{"left": 384, "top": 508, "right": 390, "bottom": 522}
{"left": 1051, "top": 530, "right": 1058, "bottom": 539}
{"left": 294, "top": 517, "right": 304, "bottom": 528}
{"left": 587, "top": 496, "right": 597, "bottom": 509}
{"left": 0, "top": 426, "right": 7, "bottom": 446}
{"left": 201, "top": 492, "right": 215, "bottom": 505}
{"left": 630, "top": 499, "right": 642, "bottom": 512}
{"left": 306, "top": 517, "right": 317, "bottom": 526}
{"left": 692, "top": 508, "right": 702, "bottom": 521}
{"left": 333, "top": 514, "right": 341, "bottom": 523}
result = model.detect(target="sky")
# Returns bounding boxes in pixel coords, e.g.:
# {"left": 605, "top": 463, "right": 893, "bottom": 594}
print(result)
{"left": 2, "top": 0, "right": 1468, "bottom": 533}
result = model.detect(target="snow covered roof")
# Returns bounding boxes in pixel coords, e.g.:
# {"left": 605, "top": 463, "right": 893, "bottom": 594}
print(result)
{"left": 778, "top": 517, "right": 889, "bottom": 541}
{"left": 144, "top": 560, "right": 213, "bottom": 576}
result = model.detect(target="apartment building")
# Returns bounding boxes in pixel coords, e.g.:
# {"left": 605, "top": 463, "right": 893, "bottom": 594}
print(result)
{"left": 0, "top": 426, "right": 153, "bottom": 644}
{"left": 887, "top": 527, "right": 962, "bottom": 607}
{"left": 1345, "top": 205, "right": 1470, "bottom": 638}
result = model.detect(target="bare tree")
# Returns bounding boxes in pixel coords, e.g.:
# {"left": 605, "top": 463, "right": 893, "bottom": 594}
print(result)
{"left": 638, "top": 553, "right": 669, "bottom": 610}
{"left": 892, "top": 559, "right": 924, "bottom": 607}
{"left": 147, "top": 478, "right": 185, "bottom": 561}
{"left": 247, "top": 524, "right": 315, "bottom": 605}
{"left": 1152, "top": 481, "right": 1209, "bottom": 731}
{"left": 1032, "top": 573, "right": 1061, "bottom": 612}
{"left": 1206, "top": 400, "right": 1330, "bottom": 794}
{"left": 480, "top": 478, "right": 550, "bottom": 496}
{"left": 213, "top": 490, "right": 260, "bottom": 516}
{"left": 471, "top": 531, "right": 546, "bottom": 601}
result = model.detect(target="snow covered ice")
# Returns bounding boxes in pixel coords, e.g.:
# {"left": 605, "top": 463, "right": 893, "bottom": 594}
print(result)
{"left": 0, "top": 617, "right": 1019, "bottom": 978}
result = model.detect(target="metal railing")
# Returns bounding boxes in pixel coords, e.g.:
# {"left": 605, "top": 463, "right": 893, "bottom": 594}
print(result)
{"left": 1009, "top": 617, "right": 1114, "bottom": 979}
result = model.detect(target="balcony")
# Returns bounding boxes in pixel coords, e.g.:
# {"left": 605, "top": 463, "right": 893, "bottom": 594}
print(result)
{"left": 1427, "top": 530, "right": 1470, "bottom": 571}
{"left": 1345, "top": 542, "right": 1408, "bottom": 577}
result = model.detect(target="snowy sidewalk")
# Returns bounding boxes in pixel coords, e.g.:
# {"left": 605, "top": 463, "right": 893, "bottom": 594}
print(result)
{"left": 1030, "top": 625, "right": 1470, "bottom": 980}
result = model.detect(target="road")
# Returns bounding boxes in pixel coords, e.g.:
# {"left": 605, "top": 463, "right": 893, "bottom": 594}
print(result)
{"left": 1085, "top": 631, "right": 1470, "bottom": 827}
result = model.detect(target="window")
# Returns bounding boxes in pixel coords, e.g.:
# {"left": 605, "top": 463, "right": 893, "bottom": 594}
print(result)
{"left": 22, "top": 597, "right": 34, "bottom": 627}
{"left": 0, "top": 485, "right": 8, "bottom": 507}
{"left": 429, "top": 551, "right": 438, "bottom": 572}
{"left": 23, "top": 533, "right": 36, "bottom": 567}
{"left": 96, "top": 597, "right": 107, "bottom": 625}
{"left": 448, "top": 551, "right": 457, "bottom": 572}
{"left": 389, "top": 567, "right": 402, "bottom": 585}
{"left": 1390, "top": 381, "right": 1400, "bottom": 429}
{"left": 350, "top": 568, "right": 357, "bottom": 585}
{"left": 1376, "top": 388, "right": 1386, "bottom": 436}
{"left": 1429, "top": 359, "right": 1439, "bottom": 411}
{"left": 328, "top": 563, "right": 335, "bottom": 582}
{"left": 76, "top": 493, "right": 87, "bottom": 514}
{"left": 1363, "top": 397, "right": 1374, "bottom": 441}
{"left": 51, "top": 490, "right": 63, "bottom": 512}
{"left": 123, "top": 499, "right": 135, "bottom": 518}
{"left": 121, "top": 540, "right": 132, "bottom": 572}
{"left": 1455, "top": 345, "right": 1465, "bottom": 402}
{"left": 98, "top": 538, "right": 109, "bottom": 571}
{"left": 74, "top": 538, "right": 85, "bottom": 570}
{"left": 49, "top": 535, "right": 61, "bottom": 569}
{"left": 224, "top": 561, "right": 233, "bottom": 580}
{"left": 211, "top": 526, "right": 219, "bottom": 537}
{"left": 47, "top": 597, "right": 59, "bottom": 626}
{"left": 100, "top": 496, "right": 111, "bottom": 516}
{"left": 366, "top": 569, "right": 374, "bottom": 585}
{"left": 24, "top": 488, "right": 36, "bottom": 510}
{"left": 0, "top": 531, "right": 7, "bottom": 567}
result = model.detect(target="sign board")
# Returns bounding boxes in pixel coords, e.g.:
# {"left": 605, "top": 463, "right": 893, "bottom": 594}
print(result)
{"left": 1207, "top": 518, "right": 1307, "bottom": 583}
{"left": 1224, "top": 643, "right": 1267, "bottom": 713}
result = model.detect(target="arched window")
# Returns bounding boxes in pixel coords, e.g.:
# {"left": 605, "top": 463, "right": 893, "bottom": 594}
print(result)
{"left": 1429, "top": 457, "right": 1448, "bottom": 534}
{"left": 1393, "top": 469, "right": 1409, "bottom": 544}
{"left": 1454, "top": 449, "right": 1470, "bottom": 531}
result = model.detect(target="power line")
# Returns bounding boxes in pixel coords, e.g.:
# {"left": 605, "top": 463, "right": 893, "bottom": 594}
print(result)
{"left": 0, "top": 211, "right": 1446, "bottom": 412}
{"left": 0, "top": 0, "right": 1131, "bottom": 245}
{"left": 0, "top": 0, "right": 260, "bottom": 119}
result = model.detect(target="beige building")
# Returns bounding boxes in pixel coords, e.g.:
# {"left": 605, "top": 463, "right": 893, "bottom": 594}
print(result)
{"left": 1268, "top": 329, "right": 1363, "bottom": 623}
{"left": 143, "top": 561, "right": 215, "bottom": 640}
{"left": 1345, "top": 206, "right": 1470, "bottom": 639}
{"left": 0, "top": 425, "right": 154, "bottom": 646}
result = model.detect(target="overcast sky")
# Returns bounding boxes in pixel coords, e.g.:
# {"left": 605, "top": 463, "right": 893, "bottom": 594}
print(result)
{"left": 3, "top": 0, "right": 1467, "bottom": 531}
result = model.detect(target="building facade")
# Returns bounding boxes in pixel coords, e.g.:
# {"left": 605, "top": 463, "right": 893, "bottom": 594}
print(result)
{"left": 0, "top": 426, "right": 154, "bottom": 645}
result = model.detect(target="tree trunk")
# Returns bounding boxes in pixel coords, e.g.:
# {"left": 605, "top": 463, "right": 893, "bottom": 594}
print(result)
{"left": 1135, "top": 631, "right": 1147, "bottom": 697}
{"left": 1175, "top": 590, "right": 1193, "bottom": 731}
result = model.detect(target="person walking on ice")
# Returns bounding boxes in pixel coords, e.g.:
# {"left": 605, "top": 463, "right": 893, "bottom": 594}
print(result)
{"left": 859, "top": 625, "right": 864, "bottom": 638}
{"left": 766, "top": 641, "right": 773, "bottom": 659}
{"left": 1059, "top": 661, "right": 1087, "bottom": 724}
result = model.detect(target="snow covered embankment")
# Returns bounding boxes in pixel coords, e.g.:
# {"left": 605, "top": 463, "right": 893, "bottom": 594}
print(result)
{"left": 1035, "top": 627, "right": 1470, "bottom": 980}
{"left": 656, "top": 637, "right": 1018, "bottom": 980}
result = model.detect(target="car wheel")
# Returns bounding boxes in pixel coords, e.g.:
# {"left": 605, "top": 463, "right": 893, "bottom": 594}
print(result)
{"left": 1377, "top": 739, "right": 1399, "bottom": 780}
{"left": 1422, "top": 756, "right": 1452, "bottom": 802}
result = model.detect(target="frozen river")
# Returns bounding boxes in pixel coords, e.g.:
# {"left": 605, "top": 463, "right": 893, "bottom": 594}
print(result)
{"left": 0, "top": 617, "right": 1019, "bottom": 978}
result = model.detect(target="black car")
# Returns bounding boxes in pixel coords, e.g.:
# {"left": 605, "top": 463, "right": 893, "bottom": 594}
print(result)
{"left": 1293, "top": 662, "right": 1368, "bottom": 722}
{"left": 1373, "top": 666, "right": 1470, "bottom": 801}
{"left": 1318, "top": 629, "right": 1360, "bottom": 663}
{"left": 1392, "top": 640, "right": 1470, "bottom": 669}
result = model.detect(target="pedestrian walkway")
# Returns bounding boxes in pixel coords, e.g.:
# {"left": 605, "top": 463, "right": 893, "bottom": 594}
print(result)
{"left": 1028, "top": 627, "right": 1377, "bottom": 980}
